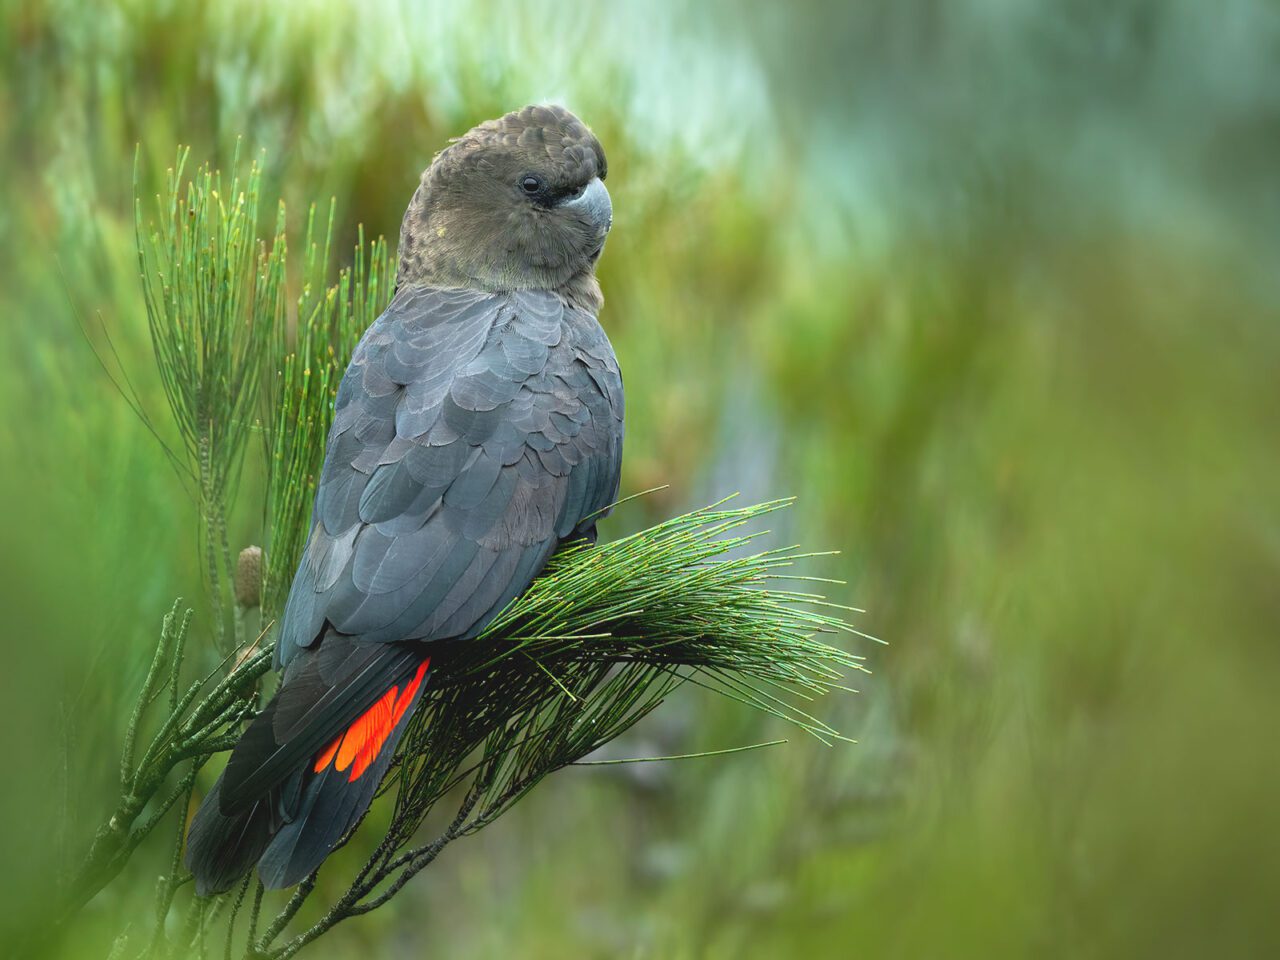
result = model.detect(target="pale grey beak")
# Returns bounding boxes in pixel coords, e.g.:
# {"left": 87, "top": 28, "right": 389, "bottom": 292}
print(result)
{"left": 560, "top": 176, "right": 612, "bottom": 237}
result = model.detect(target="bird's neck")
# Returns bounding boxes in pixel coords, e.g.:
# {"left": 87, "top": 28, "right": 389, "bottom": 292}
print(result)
{"left": 554, "top": 268, "right": 604, "bottom": 314}
{"left": 397, "top": 241, "right": 603, "bottom": 313}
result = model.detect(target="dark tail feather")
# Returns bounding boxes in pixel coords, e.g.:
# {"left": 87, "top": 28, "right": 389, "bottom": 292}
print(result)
{"left": 184, "top": 775, "right": 277, "bottom": 896}
{"left": 184, "top": 656, "right": 432, "bottom": 894}
{"left": 258, "top": 658, "right": 431, "bottom": 888}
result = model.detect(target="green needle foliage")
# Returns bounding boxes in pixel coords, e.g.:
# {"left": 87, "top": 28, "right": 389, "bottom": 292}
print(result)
{"left": 134, "top": 148, "right": 287, "bottom": 648}
{"left": 134, "top": 146, "right": 283, "bottom": 493}
{"left": 54, "top": 149, "right": 863, "bottom": 960}
{"left": 383, "top": 498, "right": 863, "bottom": 844}
{"left": 261, "top": 202, "right": 393, "bottom": 619}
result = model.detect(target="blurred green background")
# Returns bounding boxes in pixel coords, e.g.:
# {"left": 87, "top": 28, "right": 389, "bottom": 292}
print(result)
{"left": 2, "top": 0, "right": 1279, "bottom": 956}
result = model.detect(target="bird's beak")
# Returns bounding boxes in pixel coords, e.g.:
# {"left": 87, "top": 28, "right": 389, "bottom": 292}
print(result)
{"left": 560, "top": 176, "right": 612, "bottom": 239}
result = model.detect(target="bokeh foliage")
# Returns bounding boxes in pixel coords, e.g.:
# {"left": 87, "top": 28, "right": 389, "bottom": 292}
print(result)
{"left": 2, "top": 0, "right": 1278, "bottom": 957}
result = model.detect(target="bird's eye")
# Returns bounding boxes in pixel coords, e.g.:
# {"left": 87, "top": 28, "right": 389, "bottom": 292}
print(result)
{"left": 520, "top": 176, "right": 542, "bottom": 194}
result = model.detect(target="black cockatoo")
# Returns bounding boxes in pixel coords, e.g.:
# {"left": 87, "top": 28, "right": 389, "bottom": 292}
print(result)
{"left": 185, "top": 105, "right": 623, "bottom": 895}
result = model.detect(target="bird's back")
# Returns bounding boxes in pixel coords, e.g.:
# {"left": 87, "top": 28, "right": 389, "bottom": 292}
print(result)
{"left": 276, "top": 285, "right": 625, "bottom": 667}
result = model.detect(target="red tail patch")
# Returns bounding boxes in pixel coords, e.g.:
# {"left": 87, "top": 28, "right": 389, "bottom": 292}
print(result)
{"left": 313, "top": 658, "right": 430, "bottom": 781}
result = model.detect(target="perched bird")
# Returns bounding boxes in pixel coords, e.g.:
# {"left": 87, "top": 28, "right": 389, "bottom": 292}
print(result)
{"left": 185, "top": 105, "right": 623, "bottom": 895}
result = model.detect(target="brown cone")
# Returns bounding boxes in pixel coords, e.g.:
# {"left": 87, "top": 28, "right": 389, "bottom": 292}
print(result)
{"left": 235, "top": 545, "right": 264, "bottom": 608}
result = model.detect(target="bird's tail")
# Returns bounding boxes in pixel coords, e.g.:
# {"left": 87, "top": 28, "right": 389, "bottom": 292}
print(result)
{"left": 185, "top": 648, "right": 431, "bottom": 895}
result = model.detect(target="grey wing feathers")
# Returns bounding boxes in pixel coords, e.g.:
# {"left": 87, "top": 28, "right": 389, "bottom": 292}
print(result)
{"left": 277, "top": 287, "right": 623, "bottom": 666}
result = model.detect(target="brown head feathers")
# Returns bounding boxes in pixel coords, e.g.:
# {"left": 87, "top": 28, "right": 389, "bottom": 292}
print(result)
{"left": 396, "top": 105, "right": 611, "bottom": 311}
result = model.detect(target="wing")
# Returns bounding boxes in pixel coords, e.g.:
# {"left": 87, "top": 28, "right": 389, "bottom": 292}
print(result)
{"left": 276, "top": 286, "right": 624, "bottom": 666}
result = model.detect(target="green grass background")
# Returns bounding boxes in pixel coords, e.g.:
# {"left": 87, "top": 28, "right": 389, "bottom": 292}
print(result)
{"left": 2, "top": 0, "right": 1278, "bottom": 956}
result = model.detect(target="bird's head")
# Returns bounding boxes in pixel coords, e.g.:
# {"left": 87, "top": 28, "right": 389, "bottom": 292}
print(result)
{"left": 397, "top": 104, "right": 611, "bottom": 307}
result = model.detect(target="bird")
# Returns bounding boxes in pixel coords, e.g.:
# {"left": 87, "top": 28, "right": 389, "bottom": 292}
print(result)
{"left": 184, "top": 105, "right": 623, "bottom": 895}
